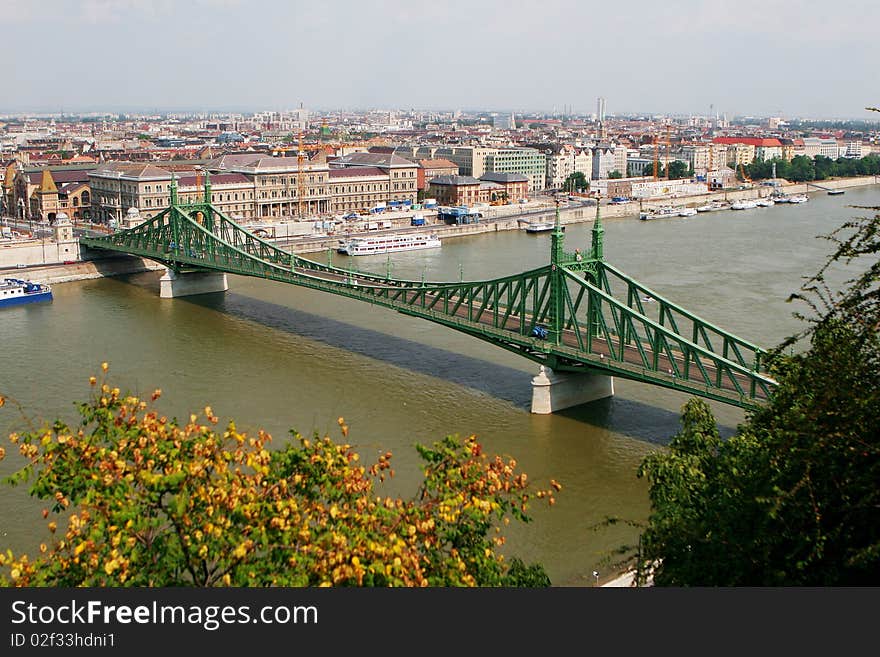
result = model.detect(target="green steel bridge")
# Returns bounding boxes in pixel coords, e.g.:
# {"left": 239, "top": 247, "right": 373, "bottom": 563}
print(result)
{"left": 80, "top": 175, "right": 777, "bottom": 410}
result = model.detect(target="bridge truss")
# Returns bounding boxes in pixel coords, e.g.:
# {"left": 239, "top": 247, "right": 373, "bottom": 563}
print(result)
{"left": 80, "top": 175, "right": 776, "bottom": 409}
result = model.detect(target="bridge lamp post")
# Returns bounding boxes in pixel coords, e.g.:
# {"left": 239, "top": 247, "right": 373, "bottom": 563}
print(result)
{"left": 593, "top": 570, "right": 599, "bottom": 587}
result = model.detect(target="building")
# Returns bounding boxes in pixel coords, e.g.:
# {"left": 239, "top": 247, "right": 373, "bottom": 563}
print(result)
{"left": 13, "top": 166, "right": 93, "bottom": 223}
{"left": 214, "top": 154, "right": 332, "bottom": 218}
{"left": 713, "top": 137, "right": 784, "bottom": 162}
{"left": 329, "top": 167, "right": 392, "bottom": 214}
{"left": 427, "top": 175, "right": 482, "bottom": 206}
{"left": 543, "top": 145, "right": 592, "bottom": 189}
{"left": 591, "top": 143, "right": 617, "bottom": 180}
{"left": 478, "top": 172, "right": 528, "bottom": 202}
{"left": 415, "top": 158, "right": 459, "bottom": 190}
{"left": 493, "top": 112, "right": 516, "bottom": 131}
{"left": 396, "top": 146, "right": 496, "bottom": 179}
{"left": 328, "top": 152, "right": 419, "bottom": 205}
{"left": 483, "top": 148, "right": 546, "bottom": 191}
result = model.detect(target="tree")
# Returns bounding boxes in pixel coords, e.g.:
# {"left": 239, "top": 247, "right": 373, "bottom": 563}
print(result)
{"left": 635, "top": 206, "right": 880, "bottom": 586}
{"left": 563, "top": 171, "right": 589, "bottom": 193}
{"left": 0, "top": 371, "right": 559, "bottom": 587}
{"left": 608, "top": 170, "right": 623, "bottom": 179}
{"left": 665, "top": 161, "right": 690, "bottom": 180}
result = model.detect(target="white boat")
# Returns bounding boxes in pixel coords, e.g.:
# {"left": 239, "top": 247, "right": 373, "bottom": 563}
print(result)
{"left": 524, "top": 220, "right": 561, "bottom": 233}
{"left": 772, "top": 195, "right": 790, "bottom": 203}
{"left": 696, "top": 201, "right": 728, "bottom": 212}
{"left": 755, "top": 198, "right": 775, "bottom": 207}
{"left": 337, "top": 233, "right": 441, "bottom": 256}
{"left": 678, "top": 207, "right": 698, "bottom": 217}
{"left": 640, "top": 206, "right": 680, "bottom": 221}
{"left": 1, "top": 277, "right": 53, "bottom": 308}
{"left": 788, "top": 194, "right": 808, "bottom": 204}
{"left": 730, "top": 199, "right": 758, "bottom": 210}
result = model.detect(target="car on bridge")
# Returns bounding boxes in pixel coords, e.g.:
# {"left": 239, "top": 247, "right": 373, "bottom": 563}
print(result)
{"left": 531, "top": 325, "right": 549, "bottom": 339}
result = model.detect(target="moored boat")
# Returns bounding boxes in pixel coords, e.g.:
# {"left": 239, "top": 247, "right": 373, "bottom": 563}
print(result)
{"left": 755, "top": 198, "right": 775, "bottom": 207}
{"left": 788, "top": 194, "right": 808, "bottom": 203}
{"left": 337, "top": 233, "right": 441, "bottom": 256}
{"left": 678, "top": 207, "right": 698, "bottom": 216}
{"left": 524, "top": 220, "right": 563, "bottom": 233}
{"left": 730, "top": 199, "right": 758, "bottom": 210}
{"left": 696, "top": 201, "right": 728, "bottom": 212}
{"left": 0, "top": 277, "right": 53, "bottom": 308}
{"left": 640, "top": 206, "right": 679, "bottom": 221}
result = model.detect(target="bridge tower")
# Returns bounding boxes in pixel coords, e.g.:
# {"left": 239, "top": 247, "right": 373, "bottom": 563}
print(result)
{"left": 531, "top": 198, "right": 614, "bottom": 414}
{"left": 158, "top": 172, "right": 229, "bottom": 299}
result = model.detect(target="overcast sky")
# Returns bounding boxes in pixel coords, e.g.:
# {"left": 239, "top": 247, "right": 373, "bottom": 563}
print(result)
{"left": 3, "top": 0, "right": 878, "bottom": 119}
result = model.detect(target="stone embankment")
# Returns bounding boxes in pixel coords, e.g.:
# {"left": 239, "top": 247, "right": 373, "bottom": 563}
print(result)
{"left": 3, "top": 176, "right": 876, "bottom": 283}
{"left": 1, "top": 254, "right": 163, "bottom": 285}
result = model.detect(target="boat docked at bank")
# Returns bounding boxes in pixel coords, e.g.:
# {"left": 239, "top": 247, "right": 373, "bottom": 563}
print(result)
{"left": 678, "top": 207, "right": 698, "bottom": 217}
{"left": 755, "top": 198, "right": 775, "bottom": 207}
{"left": 337, "top": 233, "right": 441, "bottom": 256}
{"left": 1, "top": 277, "right": 53, "bottom": 308}
{"left": 696, "top": 201, "right": 729, "bottom": 212}
{"left": 730, "top": 199, "right": 759, "bottom": 210}
{"left": 788, "top": 194, "right": 808, "bottom": 203}
{"left": 524, "top": 220, "right": 564, "bottom": 233}
{"left": 640, "top": 206, "right": 680, "bottom": 221}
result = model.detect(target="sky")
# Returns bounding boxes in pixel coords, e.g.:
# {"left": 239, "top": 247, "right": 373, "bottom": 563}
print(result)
{"left": 3, "top": 0, "right": 879, "bottom": 119}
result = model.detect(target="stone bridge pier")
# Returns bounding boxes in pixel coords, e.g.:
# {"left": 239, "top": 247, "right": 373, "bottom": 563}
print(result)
{"left": 530, "top": 365, "right": 614, "bottom": 413}
{"left": 159, "top": 268, "right": 228, "bottom": 298}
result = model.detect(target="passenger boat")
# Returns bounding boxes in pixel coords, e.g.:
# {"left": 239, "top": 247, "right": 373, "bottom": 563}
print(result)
{"left": 788, "top": 194, "right": 808, "bottom": 203}
{"left": 678, "top": 207, "right": 698, "bottom": 217}
{"left": 0, "top": 277, "right": 53, "bottom": 308}
{"left": 730, "top": 199, "right": 758, "bottom": 210}
{"left": 337, "top": 233, "right": 441, "bottom": 255}
{"left": 640, "top": 206, "right": 680, "bottom": 221}
{"left": 755, "top": 198, "right": 775, "bottom": 207}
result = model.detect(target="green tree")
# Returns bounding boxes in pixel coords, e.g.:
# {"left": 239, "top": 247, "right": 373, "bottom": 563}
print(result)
{"left": 666, "top": 161, "right": 690, "bottom": 180}
{"left": 608, "top": 170, "right": 623, "bottom": 179}
{"left": 635, "top": 207, "right": 880, "bottom": 586}
{"left": 0, "top": 371, "right": 559, "bottom": 587}
{"left": 788, "top": 155, "right": 815, "bottom": 182}
{"left": 563, "top": 171, "right": 589, "bottom": 193}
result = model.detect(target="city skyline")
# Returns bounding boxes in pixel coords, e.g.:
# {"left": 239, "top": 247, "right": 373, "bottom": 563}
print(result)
{"left": 2, "top": 0, "right": 878, "bottom": 119}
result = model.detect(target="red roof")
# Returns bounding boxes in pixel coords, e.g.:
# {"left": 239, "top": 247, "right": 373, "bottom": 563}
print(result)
{"left": 712, "top": 137, "right": 783, "bottom": 148}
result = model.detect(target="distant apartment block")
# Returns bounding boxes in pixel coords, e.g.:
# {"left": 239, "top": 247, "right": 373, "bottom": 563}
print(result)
{"left": 483, "top": 148, "right": 546, "bottom": 191}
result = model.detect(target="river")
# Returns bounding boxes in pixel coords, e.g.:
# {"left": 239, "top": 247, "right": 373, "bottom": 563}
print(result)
{"left": 1, "top": 185, "right": 875, "bottom": 586}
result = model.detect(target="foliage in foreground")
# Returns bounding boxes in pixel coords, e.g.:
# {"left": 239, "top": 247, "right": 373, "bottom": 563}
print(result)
{"left": 635, "top": 206, "right": 880, "bottom": 586}
{"left": 0, "top": 372, "right": 558, "bottom": 587}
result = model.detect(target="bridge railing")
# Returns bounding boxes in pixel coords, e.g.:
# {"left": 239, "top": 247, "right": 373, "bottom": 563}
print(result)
{"left": 560, "top": 269, "right": 774, "bottom": 401}
{"left": 596, "top": 262, "right": 767, "bottom": 373}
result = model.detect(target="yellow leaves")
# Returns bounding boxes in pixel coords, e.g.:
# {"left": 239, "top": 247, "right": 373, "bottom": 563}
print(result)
{"left": 222, "top": 573, "right": 231, "bottom": 586}
{"left": 550, "top": 479, "right": 563, "bottom": 492}
{"left": 151, "top": 389, "right": 162, "bottom": 401}
{"left": 0, "top": 395, "right": 5, "bottom": 407}
{"left": 329, "top": 504, "right": 339, "bottom": 519}
{"left": 48, "top": 521, "right": 57, "bottom": 533}
{"left": 0, "top": 446, "right": 4, "bottom": 461}
{"left": 10, "top": 567, "right": 21, "bottom": 581}
{"left": 101, "top": 362, "right": 109, "bottom": 372}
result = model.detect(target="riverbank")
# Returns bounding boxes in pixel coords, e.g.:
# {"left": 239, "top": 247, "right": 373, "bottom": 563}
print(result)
{"left": 1, "top": 254, "right": 163, "bottom": 285}
{"left": 5, "top": 175, "right": 876, "bottom": 284}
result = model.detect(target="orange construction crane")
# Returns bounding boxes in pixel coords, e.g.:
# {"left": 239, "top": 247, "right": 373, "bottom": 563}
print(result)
{"left": 738, "top": 162, "right": 752, "bottom": 184}
{"left": 664, "top": 122, "right": 671, "bottom": 181}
